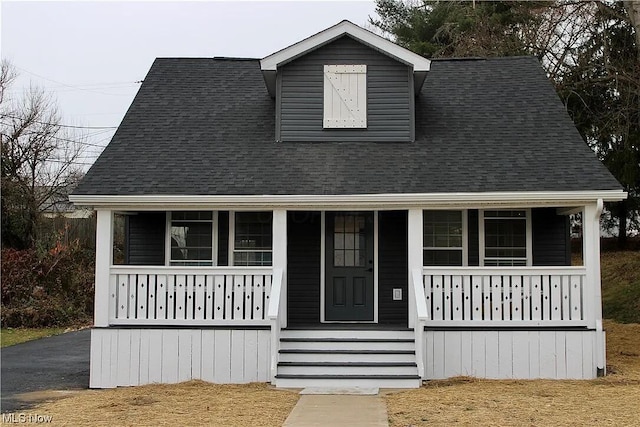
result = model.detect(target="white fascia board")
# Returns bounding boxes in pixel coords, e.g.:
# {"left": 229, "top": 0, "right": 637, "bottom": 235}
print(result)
{"left": 260, "top": 20, "right": 431, "bottom": 72}
{"left": 70, "top": 190, "right": 627, "bottom": 210}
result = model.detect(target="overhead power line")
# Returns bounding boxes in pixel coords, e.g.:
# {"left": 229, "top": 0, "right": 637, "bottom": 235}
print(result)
{"left": 1, "top": 114, "right": 117, "bottom": 129}
{"left": 13, "top": 65, "right": 141, "bottom": 96}
{"left": 44, "top": 158, "right": 95, "bottom": 166}
{"left": 0, "top": 121, "right": 115, "bottom": 149}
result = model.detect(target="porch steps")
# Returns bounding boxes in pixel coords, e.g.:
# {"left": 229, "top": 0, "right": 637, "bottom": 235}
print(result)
{"left": 274, "top": 329, "right": 422, "bottom": 388}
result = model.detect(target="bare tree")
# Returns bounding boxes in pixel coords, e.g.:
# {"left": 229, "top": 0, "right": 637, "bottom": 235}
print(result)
{"left": 1, "top": 59, "right": 85, "bottom": 249}
{"left": 623, "top": 0, "right": 640, "bottom": 60}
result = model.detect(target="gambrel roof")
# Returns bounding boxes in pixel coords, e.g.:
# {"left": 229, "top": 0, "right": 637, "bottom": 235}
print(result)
{"left": 73, "top": 54, "right": 621, "bottom": 198}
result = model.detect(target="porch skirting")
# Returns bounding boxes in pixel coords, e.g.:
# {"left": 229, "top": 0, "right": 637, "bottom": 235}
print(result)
{"left": 90, "top": 326, "right": 602, "bottom": 388}
{"left": 89, "top": 328, "right": 271, "bottom": 388}
{"left": 423, "top": 329, "right": 602, "bottom": 380}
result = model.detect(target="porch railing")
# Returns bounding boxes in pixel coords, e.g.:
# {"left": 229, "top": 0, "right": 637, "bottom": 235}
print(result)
{"left": 411, "top": 268, "right": 429, "bottom": 378}
{"left": 422, "top": 267, "right": 588, "bottom": 327}
{"left": 109, "top": 266, "right": 274, "bottom": 325}
{"left": 267, "top": 268, "right": 284, "bottom": 382}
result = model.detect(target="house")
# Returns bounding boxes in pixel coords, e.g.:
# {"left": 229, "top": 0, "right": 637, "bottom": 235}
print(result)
{"left": 41, "top": 195, "right": 92, "bottom": 219}
{"left": 70, "top": 21, "right": 626, "bottom": 389}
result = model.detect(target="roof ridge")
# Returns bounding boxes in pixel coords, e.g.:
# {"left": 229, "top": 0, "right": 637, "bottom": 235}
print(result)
{"left": 152, "top": 57, "right": 259, "bottom": 61}
{"left": 432, "top": 55, "right": 537, "bottom": 62}
{"left": 212, "top": 57, "right": 260, "bottom": 61}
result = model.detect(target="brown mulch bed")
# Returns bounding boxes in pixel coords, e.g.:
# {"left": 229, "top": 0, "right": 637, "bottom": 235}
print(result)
{"left": 385, "top": 320, "right": 640, "bottom": 427}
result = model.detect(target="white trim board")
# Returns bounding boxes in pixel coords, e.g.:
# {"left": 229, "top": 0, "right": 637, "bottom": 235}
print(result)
{"left": 70, "top": 190, "right": 627, "bottom": 210}
{"left": 260, "top": 20, "right": 431, "bottom": 72}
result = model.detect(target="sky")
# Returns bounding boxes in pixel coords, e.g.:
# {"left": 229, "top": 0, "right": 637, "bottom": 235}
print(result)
{"left": 1, "top": 0, "right": 379, "bottom": 167}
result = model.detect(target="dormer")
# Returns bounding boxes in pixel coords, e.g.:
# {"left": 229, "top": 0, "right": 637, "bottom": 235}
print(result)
{"left": 260, "top": 21, "right": 431, "bottom": 142}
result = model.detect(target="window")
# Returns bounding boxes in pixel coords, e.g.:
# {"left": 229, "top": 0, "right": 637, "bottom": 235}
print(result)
{"left": 232, "top": 212, "right": 273, "bottom": 266}
{"left": 423, "top": 210, "right": 465, "bottom": 266}
{"left": 333, "top": 213, "right": 366, "bottom": 267}
{"left": 323, "top": 64, "right": 367, "bottom": 128}
{"left": 482, "top": 210, "right": 529, "bottom": 266}
{"left": 169, "top": 211, "right": 214, "bottom": 266}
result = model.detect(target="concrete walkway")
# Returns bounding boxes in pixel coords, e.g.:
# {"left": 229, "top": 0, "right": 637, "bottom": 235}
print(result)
{"left": 283, "top": 394, "right": 389, "bottom": 427}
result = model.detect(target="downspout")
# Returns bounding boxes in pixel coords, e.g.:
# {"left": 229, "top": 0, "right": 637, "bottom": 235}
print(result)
{"left": 593, "top": 198, "right": 605, "bottom": 376}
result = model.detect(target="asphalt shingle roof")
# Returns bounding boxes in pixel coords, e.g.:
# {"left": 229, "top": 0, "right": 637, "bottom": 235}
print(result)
{"left": 73, "top": 55, "right": 621, "bottom": 196}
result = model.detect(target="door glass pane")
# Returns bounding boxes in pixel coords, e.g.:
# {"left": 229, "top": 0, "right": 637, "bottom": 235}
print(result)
{"left": 345, "top": 249, "right": 355, "bottom": 266}
{"left": 345, "top": 233, "right": 354, "bottom": 250}
{"left": 333, "top": 213, "right": 366, "bottom": 267}
{"left": 345, "top": 215, "right": 354, "bottom": 232}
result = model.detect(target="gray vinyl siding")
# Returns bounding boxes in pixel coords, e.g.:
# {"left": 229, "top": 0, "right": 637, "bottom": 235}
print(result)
{"left": 287, "top": 212, "right": 321, "bottom": 325}
{"left": 532, "top": 208, "right": 571, "bottom": 266}
{"left": 278, "top": 35, "right": 413, "bottom": 142}
{"left": 217, "top": 211, "right": 229, "bottom": 266}
{"left": 467, "top": 210, "right": 480, "bottom": 266}
{"left": 125, "top": 212, "right": 165, "bottom": 265}
{"left": 378, "top": 211, "right": 408, "bottom": 325}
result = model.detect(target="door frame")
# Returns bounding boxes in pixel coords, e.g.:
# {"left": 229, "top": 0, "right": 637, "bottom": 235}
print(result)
{"left": 320, "top": 210, "right": 378, "bottom": 323}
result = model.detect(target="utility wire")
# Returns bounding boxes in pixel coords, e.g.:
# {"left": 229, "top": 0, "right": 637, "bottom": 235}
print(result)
{"left": 13, "top": 64, "right": 142, "bottom": 96}
{"left": 0, "top": 121, "right": 115, "bottom": 149}
{"left": 44, "top": 158, "right": 95, "bottom": 166}
{"left": 1, "top": 114, "right": 117, "bottom": 129}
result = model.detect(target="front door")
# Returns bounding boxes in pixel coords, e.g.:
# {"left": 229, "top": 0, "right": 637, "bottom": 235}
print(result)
{"left": 325, "top": 212, "right": 374, "bottom": 321}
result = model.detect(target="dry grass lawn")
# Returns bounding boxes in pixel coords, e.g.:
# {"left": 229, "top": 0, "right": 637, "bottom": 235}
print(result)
{"left": 0, "top": 328, "right": 67, "bottom": 347}
{"left": 386, "top": 320, "right": 640, "bottom": 427}
{"left": 5, "top": 381, "right": 298, "bottom": 427}
{"left": 10, "top": 322, "right": 638, "bottom": 426}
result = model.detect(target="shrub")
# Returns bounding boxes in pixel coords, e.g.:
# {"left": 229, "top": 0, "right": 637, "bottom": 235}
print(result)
{"left": 1, "top": 234, "right": 94, "bottom": 327}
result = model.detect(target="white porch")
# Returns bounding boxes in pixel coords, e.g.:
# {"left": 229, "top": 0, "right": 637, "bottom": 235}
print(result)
{"left": 87, "top": 198, "right": 610, "bottom": 388}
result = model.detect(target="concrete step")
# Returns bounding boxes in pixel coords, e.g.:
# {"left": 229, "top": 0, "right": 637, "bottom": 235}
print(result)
{"left": 275, "top": 374, "right": 422, "bottom": 389}
{"left": 277, "top": 362, "right": 418, "bottom": 376}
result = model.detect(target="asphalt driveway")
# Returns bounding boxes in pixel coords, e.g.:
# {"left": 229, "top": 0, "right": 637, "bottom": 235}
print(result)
{"left": 1, "top": 329, "right": 90, "bottom": 413}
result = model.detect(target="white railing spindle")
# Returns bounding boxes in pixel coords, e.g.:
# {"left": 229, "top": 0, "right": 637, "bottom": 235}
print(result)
{"left": 421, "top": 267, "right": 588, "bottom": 327}
{"left": 108, "top": 266, "right": 274, "bottom": 326}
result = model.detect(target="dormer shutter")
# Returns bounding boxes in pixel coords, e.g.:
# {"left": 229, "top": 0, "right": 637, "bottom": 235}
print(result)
{"left": 323, "top": 64, "right": 367, "bottom": 128}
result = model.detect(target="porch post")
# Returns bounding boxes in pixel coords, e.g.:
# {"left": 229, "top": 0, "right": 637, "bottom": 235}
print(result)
{"left": 407, "top": 209, "right": 423, "bottom": 328}
{"left": 272, "top": 209, "right": 287, "bottom": 328}
{"left": 582, "top": 199, "right": 605, "bottom": 374}
{"left": 94, "top": 209, "right": 114, "bottom": 327}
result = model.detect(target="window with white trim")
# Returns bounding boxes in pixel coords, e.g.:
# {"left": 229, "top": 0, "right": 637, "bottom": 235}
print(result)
{"left": 323, "top": 64, "right": 367, "bottom": 128}
{"left": 423, "top": 210, "right": 464, "bottom": 266}
{"left": 169, "top": 211, "right": 215, "bottom": 266}
{"left": 482, "top": 210, "right": 529, "bottom": 266}
{"left": 232, "top": 212, "right": 273, "bottom": 266}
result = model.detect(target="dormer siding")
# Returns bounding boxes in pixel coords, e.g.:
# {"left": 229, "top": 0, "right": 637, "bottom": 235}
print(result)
{"left": 277, "top": 36, "right": 414, "bottom": 142}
